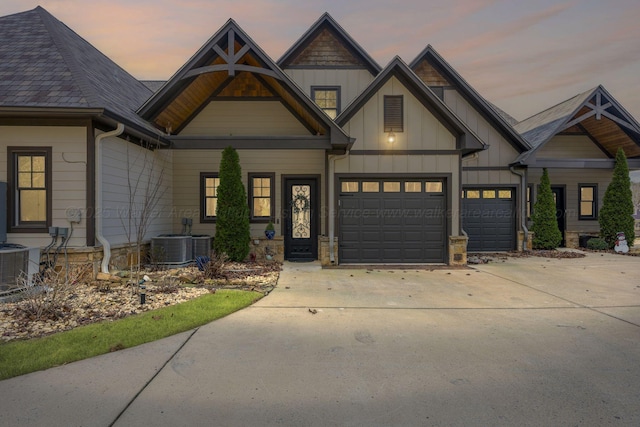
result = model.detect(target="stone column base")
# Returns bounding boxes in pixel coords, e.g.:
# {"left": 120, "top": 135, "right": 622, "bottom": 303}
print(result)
{"left": 449, "top": 235, "right": 468, "bottom": 266}
{"left": 319, "top": 236, "right": 338, "bottom": 266}
{"left": 518, "top": 231, "right": 534, "bottom": 251}
{"left": 249, "top": 236, "right": 284, "bottom": 263}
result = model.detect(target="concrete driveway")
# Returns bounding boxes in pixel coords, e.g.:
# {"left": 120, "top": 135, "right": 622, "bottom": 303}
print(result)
{"left": 1, "top": 251, "right": 639, "bottom": 426}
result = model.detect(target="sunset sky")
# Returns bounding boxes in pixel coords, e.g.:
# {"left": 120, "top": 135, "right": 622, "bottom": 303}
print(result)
{"left": 1, "top": 0, "right": 639, "bottom": 122}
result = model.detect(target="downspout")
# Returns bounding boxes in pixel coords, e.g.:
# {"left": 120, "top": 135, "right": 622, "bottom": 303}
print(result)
{"left": 510, "top": 166, "right": 529, "bottom": 251}
{"left": 95, "top": 123, "right": 125, "bottom": 273}
{"left": 460, "top": 152, "right": 479, "bottom": 238}
{"left": 328, "top": 150, "right": 350, "bottom": 264}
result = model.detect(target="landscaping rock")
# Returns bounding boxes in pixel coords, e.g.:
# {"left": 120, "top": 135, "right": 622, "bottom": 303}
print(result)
{"left": 0, "top": 262, "right": 281, "bottom": 342}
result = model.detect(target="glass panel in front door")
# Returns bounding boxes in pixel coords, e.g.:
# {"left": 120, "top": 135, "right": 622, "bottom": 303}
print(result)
{"left": 291, "top": 184, "right": 311, "bottom": 239}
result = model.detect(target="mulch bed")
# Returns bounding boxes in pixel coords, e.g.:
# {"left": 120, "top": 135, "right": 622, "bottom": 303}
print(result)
{"left": 0, "top": 262, "right": 281, "bottom": 343}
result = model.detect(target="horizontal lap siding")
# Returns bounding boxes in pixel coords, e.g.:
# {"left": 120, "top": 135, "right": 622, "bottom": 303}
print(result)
{"left": 172, "top": 149, "right": 325, "bottom": 237}
{"left": 537, "top": 135, "right": 608, "bottom": 159}
{"left": 180, "top": 101, "right": 310, "bottom": 136}
{"left": 528, "top": 168, "right": 611, "bottom": 234}
{"left": 0, "top": 126, "right": 88, "bottom": 248}
{"left": 101, "top": 137, "right": 173, "bottom": 245}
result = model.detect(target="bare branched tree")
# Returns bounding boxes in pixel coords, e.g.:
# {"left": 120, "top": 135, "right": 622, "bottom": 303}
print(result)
{"left": 119, "top": 139, "right": 168, "bottom": 286}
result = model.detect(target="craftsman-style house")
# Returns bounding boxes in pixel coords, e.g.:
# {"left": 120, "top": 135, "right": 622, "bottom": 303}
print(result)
{"left": 1, "top": 7, "right": 639, "bottom": 276}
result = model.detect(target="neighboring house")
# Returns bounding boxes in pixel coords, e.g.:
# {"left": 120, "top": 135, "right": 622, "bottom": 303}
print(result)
{"left": 0, "top": 7, "right": 172, "bottom": 276}
{"left": 513, "top": 86, "right": 640, "bottom": 247}
{"left": 1, "top": 7, "right": 640, "bottom": 276}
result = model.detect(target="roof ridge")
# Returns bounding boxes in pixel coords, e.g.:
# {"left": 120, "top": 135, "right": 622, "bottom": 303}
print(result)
{"left": 35, "top": 7, "right": 97, "bottom": 106}
{"left": 336, "top": 55, "right": 486, "bottom": 155}
{"left": 410, "top": 45, "right": 530, "bottom": 151}
{"left": 36, "top": 6, "right": 151, "bottom": 111}
{"left": 517, "top": 87, "right": 597, "bottom": 125}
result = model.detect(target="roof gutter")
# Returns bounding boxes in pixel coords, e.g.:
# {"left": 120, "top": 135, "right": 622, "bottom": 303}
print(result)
{"left": 95, "top": 123, "right": 125, "bottom": 273}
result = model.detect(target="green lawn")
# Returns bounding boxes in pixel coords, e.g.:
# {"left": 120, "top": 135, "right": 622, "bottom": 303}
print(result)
{"left": 0, "top": 290, "right": 262, "bottom": 380}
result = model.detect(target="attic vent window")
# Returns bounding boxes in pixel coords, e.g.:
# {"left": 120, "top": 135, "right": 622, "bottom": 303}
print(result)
{"left": 384, "top": 95, "right": 403, "bottom": 132}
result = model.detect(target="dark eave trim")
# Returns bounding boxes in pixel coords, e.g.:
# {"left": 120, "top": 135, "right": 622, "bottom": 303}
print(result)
{"left": 336, "top": 58, "right": 484, "bottom": 154}
{"left": 169, "top": 135, "right": 332, "bottom": 150}
{"left": 409, "top": 46, "right": 530, "bottom": 153}
{"left": 349, "top": 150, "right": 460, "bottom": 156}
{"left": 98, "top": 109, "right": 169, "bottom": 146}
{"left": 0, "top": 106, "right": 169, "bottom": 146}
{"left": 277, "top": 13, "right": 381, "bottom": 75}
{"left": 524, "top": 158, "right": 640, "bottom": 169}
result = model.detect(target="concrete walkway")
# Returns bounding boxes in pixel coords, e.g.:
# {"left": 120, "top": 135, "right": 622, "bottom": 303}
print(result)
{"left": 1, "top": 252, "right": 639, "bottom": 426}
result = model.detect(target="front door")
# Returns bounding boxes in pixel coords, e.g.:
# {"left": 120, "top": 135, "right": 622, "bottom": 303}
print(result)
{"left": 552, "top": 186, "right": 566, "bottom": 246}
{"left": 284, "top": 177, "right": 318, "bottom": 261}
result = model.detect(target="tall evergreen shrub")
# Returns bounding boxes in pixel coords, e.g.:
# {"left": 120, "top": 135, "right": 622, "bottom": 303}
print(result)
{"left": 531, "top": 168, "right": 562, "bottom": 249}
{"left": 599, "top": 148, "right": 635, "bottom": 247}
{"left": 214, "top": 146, "right": 250, "bottom": 261}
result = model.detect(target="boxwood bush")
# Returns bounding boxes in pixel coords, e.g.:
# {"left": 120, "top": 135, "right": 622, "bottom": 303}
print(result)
{"left": 587, "top": 237, "right": 608, "bottom": 251}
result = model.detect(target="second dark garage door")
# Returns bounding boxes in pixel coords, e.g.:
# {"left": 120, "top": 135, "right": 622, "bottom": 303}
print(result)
{"left": 462, "top": 188, "right": 516, "bottom": 252}
{"left": 339, "top": 178, "right": 447, "bottom": 263}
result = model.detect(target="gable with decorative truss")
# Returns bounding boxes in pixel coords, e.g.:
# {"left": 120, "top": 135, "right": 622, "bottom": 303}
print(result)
{"left": 515, "top": 86, "right": 640, "bottom": 164}
{"left": 138, "top": 20, "right": 351, "bottom": 149}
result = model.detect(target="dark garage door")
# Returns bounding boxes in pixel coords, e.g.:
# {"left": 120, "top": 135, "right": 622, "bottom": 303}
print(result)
{"left": 339, "top": 178, "right": 447, "bottom": 263}
{"left": 462, "top": 188, "right": 516, "bottom": 252}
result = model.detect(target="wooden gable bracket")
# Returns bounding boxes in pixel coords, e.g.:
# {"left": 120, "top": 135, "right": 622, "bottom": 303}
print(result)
{"left": 560, "top": 91, "right": 637, "bottom": 133}
{"left": 181, "top": 30, "right": 281, "bottom": 81}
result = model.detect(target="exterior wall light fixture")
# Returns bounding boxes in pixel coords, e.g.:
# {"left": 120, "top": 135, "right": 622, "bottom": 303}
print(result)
{"left": 387, "top": 131, "right": 396, "bottom": 144}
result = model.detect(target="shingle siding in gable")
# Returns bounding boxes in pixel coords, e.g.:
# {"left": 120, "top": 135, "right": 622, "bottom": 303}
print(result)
{"left": 288, "top": 28, "right": 367, "bottom": 68}
{"left": 413, "top": 59, "right": 452, "bottom": 87}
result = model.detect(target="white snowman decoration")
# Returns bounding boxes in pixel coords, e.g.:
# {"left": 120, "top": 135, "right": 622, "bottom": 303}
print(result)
{"left": 614, "top": 232, "right": 629, "bottom": 253}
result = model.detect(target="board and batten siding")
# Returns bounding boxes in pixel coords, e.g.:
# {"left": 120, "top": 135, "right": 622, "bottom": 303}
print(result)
{"left": 180, "top": 101, "right": 310, "bottom": 136}
{"left": 536, "top": 135, "right": 608, "bottom": 159}
{"left": 284, "top": 69, "right": 375, "bottom": 114}
{"left": 100, "top": 135, "right": 173, "bottom": 246}
{"left": 336, "top": 77, "right": 462, "bottom": 235}
{"left": 172, "top": 149, "right": 325, "bottom": 237}
{"left": 443, "top": 89, "right": 521, "bottom": 186}
{"left": 528, "top": 168, "right": 611, "bottom": 234}
{"left": 0, "top": 126, "right": 88, "bottom": 248}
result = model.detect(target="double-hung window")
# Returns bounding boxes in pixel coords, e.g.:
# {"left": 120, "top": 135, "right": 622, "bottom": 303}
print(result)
{"left": 311, "top": 87, "right": 340, "bottom": 119}
{"left": 249, "top": 173, "right": 275, "bottom": 222}
{"left": 200, "top": 172, "right": 220, "bottom": 222}
{"left": 8, "top": 147, "right": 51, "bottom": 232}
{"left": 579, "top": 184, "right": 597, "bottom": 219}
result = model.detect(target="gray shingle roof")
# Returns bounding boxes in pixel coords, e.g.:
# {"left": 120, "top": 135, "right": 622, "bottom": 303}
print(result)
{"left": 141, "top": 80, "right": 167, "bottom": 92}
{"left": 513, "top": 88, "right": 595, "bottom": 149}
{"left": 488, "top": 102, "right": 519, "bottom": 126}
{"left": 0, "top": 6, "right": 159, "bottom": 136}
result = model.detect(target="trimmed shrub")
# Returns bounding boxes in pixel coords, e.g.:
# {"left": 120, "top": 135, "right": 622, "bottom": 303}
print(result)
{"left": 599, "top": 148, "right": 635, "bottom": 248}
{"left": 530, "top": 168, "right": 562, "bottom": 249}
{"left": 214, "top": 147, "right": 250, "bottom": 261}
{"left": 587, "top": 237, "right": 608, "bottom": 251}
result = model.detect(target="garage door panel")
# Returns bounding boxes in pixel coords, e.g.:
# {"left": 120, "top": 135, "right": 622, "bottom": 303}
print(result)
{"left": 463, "top": 188, "right": 516, "bottom": 252}
{"left": 382, "top": 248, "right": 402, "bottom": 260}
{"left": 340, "top": 178, "right": 447, "bottom": 263}
{"left": 361, "top": 230, "right": 381, "bottom": 242}
{"left": 403, "top": 231, "right": 423, "bottom": 243}
{"left": 362, "top": 199, "right": 381, "bottom": 209}
{"left": 383, "top": 215, "right": 402, "bottom": 226}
